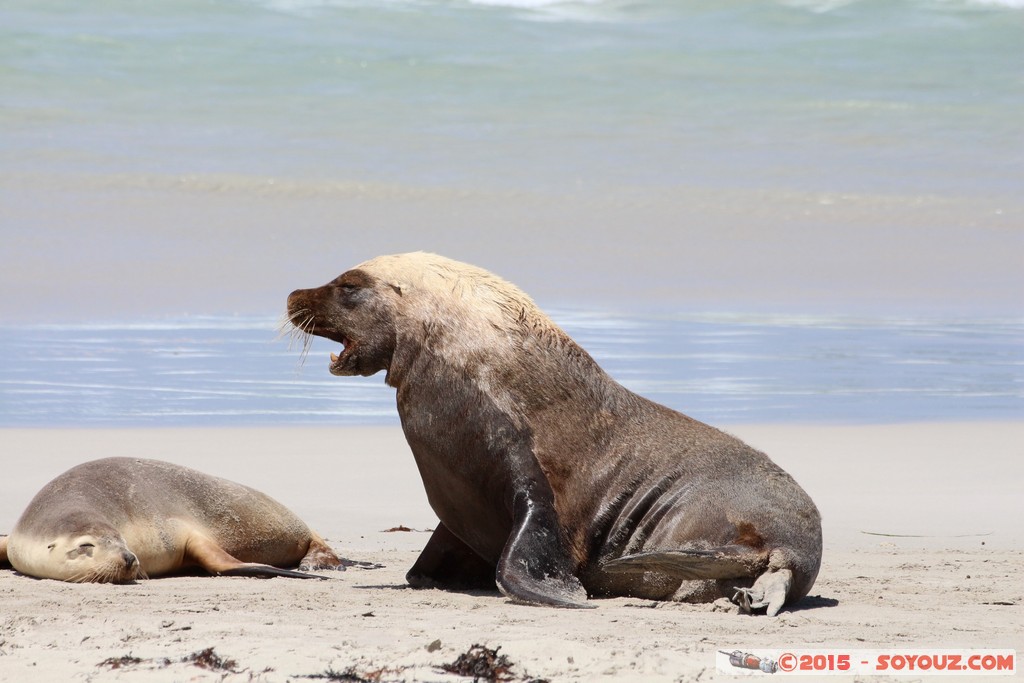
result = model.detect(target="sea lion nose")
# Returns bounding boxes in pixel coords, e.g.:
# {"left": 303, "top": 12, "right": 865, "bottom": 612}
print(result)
{"left": 287, "top": 289, "right": 307, "bottom": 310}
{"left": 123, "top": 551, "right": 138, "bottom": 569}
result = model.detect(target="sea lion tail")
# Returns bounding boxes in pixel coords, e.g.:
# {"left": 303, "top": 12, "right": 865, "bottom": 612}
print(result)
{"left": 601, "top": 545, "right": 792, "bottom": 616}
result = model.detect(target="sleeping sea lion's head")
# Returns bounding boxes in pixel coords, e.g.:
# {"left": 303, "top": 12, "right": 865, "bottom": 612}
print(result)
{"left": 11, "top": 523, "right": 142, "bottom": 584}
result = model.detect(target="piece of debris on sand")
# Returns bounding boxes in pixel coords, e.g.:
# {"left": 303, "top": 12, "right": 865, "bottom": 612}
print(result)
{"left": 303, "top": 665, "right": 397, "bottom": 682}
{"left": 183, "top": 647, "right": 239, "bottom": 672}
{"left": 98, "top": 654, "right": 144, "bottom": 669}
{"left": 441, "top": 644, "right": 517, "bottom": 681}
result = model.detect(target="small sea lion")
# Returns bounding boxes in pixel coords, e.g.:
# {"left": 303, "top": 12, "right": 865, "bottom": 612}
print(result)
{"left": 0, "top": 457, "right": 346, "bottom": 583}
{"left": 286, "top": 252, "right": 822, "bottom": 615}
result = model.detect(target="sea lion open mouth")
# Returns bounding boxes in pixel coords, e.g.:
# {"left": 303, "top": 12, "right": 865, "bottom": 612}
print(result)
{"left": 329, "top": 337, "right": 357, "bottom": 375}
{"left": 286, "top": 276, "right": 396, "bottom": 379}
{"left": 283, "top": 306, "right": 352, "bottom": 373}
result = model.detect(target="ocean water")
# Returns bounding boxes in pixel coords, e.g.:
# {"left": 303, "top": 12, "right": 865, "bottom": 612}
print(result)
{"left": 1, "top": 313, "right": 1020, "bottom": 426}
{"left": 2, "top": 0, "right": 1022, "bottom": 195}
{"left": 2, "top": 0, "right": 1021, "bottom": 426}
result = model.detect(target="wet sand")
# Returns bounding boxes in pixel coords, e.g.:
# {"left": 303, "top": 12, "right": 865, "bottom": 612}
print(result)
{"left": 2, "top": 177, "right": 1021, "bottom": 322}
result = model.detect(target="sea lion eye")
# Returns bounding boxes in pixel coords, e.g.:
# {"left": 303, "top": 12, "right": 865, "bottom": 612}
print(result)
{"left": 338, "top": 280, "right": 369, "bottom": 305}
{"left": 333, "top": 269, "right": 370, "bottom": 295}
{"left": 68, "top": 543, "right": 96, "bottom": 558}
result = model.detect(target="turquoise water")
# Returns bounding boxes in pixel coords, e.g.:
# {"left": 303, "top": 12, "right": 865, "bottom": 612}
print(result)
{"left": 1, "top": 313, "right": 1020, "bottom": 426}
{"left": 3, "top": 0, "right": 1021, "bottom": 194}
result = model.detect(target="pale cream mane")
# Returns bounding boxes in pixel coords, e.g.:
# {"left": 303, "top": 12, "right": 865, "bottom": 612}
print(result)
{"left": 357, "top": 252, "right": 556, "bottom": 339}
{"left": 359, "top": 252, "right": 608, "bottom": 412}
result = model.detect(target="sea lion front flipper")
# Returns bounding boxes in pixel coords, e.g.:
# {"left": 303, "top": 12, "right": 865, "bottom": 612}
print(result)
{"left": 496, "top": 487, "right": 592, "bottom": 609}
{"left": 183, "top": 533, "right": 326, "bottom": 580}
{"left": 732, "top": 568, "right": 793, "bottom": 617}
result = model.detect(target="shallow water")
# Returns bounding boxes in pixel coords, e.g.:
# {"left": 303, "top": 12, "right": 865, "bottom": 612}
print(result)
{"left": 2, "top": 312, "right": 1020, "bottom": 426}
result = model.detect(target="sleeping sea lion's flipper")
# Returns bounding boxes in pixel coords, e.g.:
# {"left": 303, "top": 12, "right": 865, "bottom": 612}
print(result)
{"left": 184, "top": 532, "right": 327, "bottom": 580}
{"left": 0, "top": 535, "right": 9, "bottom": 566}
{"left": 218, "top": 564, "right": 327, "bottom": 580}
{"left": 297, "top": 533, "right": 348, "bottom": 572}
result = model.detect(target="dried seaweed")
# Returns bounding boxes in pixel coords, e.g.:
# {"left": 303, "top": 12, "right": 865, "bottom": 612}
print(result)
{"left": 441, "top": 644, "right": 516, "bottom": 682}
{"left": 98, "top": 654, "right": 144, "bottom": 669}
{"left": 184, "top": 646, "right": 239, "bottom": 672}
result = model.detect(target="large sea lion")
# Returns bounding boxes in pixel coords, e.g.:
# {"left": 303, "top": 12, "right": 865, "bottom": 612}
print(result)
{"left": 0, "top": 458, "right": 346, "bottom": 583}
{"left": 286, "top": 252, "right": 822, "bottom": 615}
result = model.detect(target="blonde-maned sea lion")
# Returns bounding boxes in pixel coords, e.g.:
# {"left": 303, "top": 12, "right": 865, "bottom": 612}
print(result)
{"left": 0, "top": 457, "right": 346, "bottom": 583}
{"left": 286, "top": 252, "right": 822, "bottom": 615}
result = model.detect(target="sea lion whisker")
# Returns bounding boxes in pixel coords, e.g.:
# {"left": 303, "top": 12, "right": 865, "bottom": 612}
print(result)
{"left": 273, "top": 312, "right": 293, "bottom": 340}
{"left": 276, "top": 310, "right": 316, "bottom": 366}
{"left": 274, "top": 312, "right": 305, "bottom": 346}
{"left": 294, "top": 315, "right": 316, "bottom": 366}
{"left": 68, "top": 570, "right": 91, "bottom": 584}
{"left": 87, "top": 565, "right": 115, "bottom": 583}
{"left": 275, "top": 310, "right": 309, "bottom": 339}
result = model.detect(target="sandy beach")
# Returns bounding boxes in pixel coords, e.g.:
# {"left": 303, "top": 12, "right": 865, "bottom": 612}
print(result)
{"left": 2, "top": 423, "right": 1021, "bottom": 681}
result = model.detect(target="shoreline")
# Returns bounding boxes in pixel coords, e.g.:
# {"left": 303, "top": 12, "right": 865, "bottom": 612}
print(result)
{"left": 1, "top": 422, "right": 1021, "bottom": 680}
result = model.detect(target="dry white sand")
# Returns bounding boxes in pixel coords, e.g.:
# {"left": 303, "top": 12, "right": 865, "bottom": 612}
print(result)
{"left": 1, "top": 423, "right": 1021, "bottom": 681}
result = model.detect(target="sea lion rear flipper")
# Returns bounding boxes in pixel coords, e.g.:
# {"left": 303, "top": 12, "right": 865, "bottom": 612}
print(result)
{"left": 603, "top": 547, "right": 797, "bottom": 615}
{"left": 184, "top": 533, "right": 327, "bottom": 580}
{"left": 298, "top": 533, "right": 347, "bottom": 572}
{"left": 0, "top": 535, "right": 9, "bottom": 566}
{"left": 601, "top": 545, "right": 765, "bottom": 580}
{"left": 496, "top": 487, "right": 592, "bottom": 609}
{"left": 732, "top": 568, "right": 793, "bottom": 617}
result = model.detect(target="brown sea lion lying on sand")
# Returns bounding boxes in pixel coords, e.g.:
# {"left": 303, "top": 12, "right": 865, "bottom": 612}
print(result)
{"left": 0, "top": 457, "right": 347, "bottom": 583}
